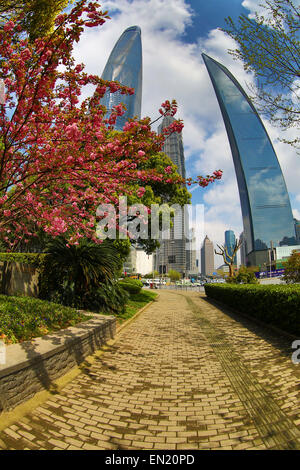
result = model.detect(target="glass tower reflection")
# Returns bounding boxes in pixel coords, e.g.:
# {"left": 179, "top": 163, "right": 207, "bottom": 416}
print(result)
{"left": 101, "top": 26, "right": 142, "bottom": 130}
{"left": 202, "top": 54, "right": 296, "bottom": 263}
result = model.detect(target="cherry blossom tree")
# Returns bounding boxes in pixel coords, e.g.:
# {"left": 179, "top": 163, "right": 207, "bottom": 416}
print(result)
{"left": 0, "top": 0, "right": 222, "bottom": 251}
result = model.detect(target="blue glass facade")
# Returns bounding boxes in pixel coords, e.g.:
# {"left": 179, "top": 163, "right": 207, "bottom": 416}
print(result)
{"left": 202, "top": 54, "right": 296, "bottom": 264}
{"left": 101, "top": 26, "right": 142, "bottom": 130}
{"left": 225, "top": 230, "right": 237, "bottom": 265}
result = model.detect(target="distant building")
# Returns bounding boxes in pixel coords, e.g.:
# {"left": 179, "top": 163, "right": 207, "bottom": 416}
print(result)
{"left": 154, "top": 115, "right": 188, "bottom": 276}
{"left": 123, "top": 247, "right": 153, "bottom": 275}
{"left": 239, "top": 231, "right": 247, "bottom": 266}
{"left": 294, "top": 219, "right": 300, "bottom": 243}
{"left": 201, "top": 236, "right": 214, "bottom": 276}
{"left": 275, "top": 245, "right": 300, "bottom": 261}
{"left": 186, "top": 228, "right": 198, "bottom": 275}
{"left": 224, "top": 230, "right": 237, "bottom": 265}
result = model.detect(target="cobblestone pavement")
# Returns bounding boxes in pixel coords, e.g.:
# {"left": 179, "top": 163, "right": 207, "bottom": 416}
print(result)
{"left": 0, "top": 290, "right": 299, "bottom": 450}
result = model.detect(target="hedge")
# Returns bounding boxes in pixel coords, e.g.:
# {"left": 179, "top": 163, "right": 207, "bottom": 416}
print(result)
{"left": 204, "top": 283, "right": 300, "bottom": 336}
{"left": 118, "top": 279, "right": 143, "bottom": 295}
{"left": 0, "top": 253, "right": 47, "bottom": 268}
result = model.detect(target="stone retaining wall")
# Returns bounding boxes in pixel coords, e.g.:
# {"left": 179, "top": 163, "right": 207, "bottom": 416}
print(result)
{"left": 0, "top": 261, "right": 40, "bottom": 297}
{"left": 0, "top": 314, "right": 116, "bottom": 412}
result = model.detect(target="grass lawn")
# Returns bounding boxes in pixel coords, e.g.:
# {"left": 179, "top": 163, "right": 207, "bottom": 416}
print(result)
{"left": 0, "top": 295, "right": 92, "bottom": 344}
{"left": 117, "top": 289, "right": 158, "bottom": 324}
{"left": 0, "top": 289, "right": 157, "bottom": 345}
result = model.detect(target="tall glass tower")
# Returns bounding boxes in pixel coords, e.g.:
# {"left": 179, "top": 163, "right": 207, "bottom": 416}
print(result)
{"left": 202, "top": 53, "right": 296, "bottom": 266}
{"left": 225, "top": 230, "right": 237, "bottom": 265}
{"left": 101, "top": 26, "right": 142, "bottom": 130}
{"left": 154, "top": 115, "right": 189, "bottom": 276}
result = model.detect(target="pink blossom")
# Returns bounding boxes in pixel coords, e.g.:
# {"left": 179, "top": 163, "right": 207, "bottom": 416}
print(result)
{"left": 136, "top": 187, "right": 146, "bottom": 198}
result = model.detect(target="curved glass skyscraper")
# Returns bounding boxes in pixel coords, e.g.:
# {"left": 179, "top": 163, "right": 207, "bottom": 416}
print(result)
{"left": 101, "top": 26, "right": 142, "bottom": 130}
{"left": 202, "top": 53, "right": 296, "bottom": 266}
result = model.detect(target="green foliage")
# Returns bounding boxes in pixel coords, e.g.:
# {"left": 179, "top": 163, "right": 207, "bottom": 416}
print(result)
{"left": 0, "top": 294, "right": 90, "bottom": 344}
{"left": 222, "top": 0, "right": 300, "bottom": 148}
{"left": 123, "top": 151, "right": 191, "bottom": 254}
{"left": 87, "top": 282, "right": 129, "bottom": 315}
{"left": 118, "top": 278, "right": 143, "bottom": 295}
{"left": 204, "top": 283, "right": 300, "bottom": 336}
{"left": 283, "top": 251, "right": 300, "bottom": 283}
{"left": 167, "top": 269, "right": 181, "bottom": 282}
{"left": 226, "top": 265, "right": 258, "bottom": 284}
{"left": 143, "top": 271, "right": 159, "bottom": 279}
{"left": 39, "top": 238, "right": 123, "bottom": 309}
{"left": 0, "top": 0, "right": 72, "bottom": 41}
{"left": 0, "top": 252, "right": 46, "bottom": 268}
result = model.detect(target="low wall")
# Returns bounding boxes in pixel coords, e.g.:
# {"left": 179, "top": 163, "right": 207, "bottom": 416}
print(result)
{"left": 0, "top": 261, "right": 40, "bottom": 297}
{"left": 0, "top": 314, "right": 116, "bottom": 412}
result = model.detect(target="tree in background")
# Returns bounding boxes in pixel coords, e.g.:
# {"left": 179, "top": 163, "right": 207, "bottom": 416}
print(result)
{"left": 0, "top": 0, "right": 72, "bottom": 41}
{"left": 228, "top": 265, "right": 258, "bottom": 284}
{"left": 215, "top": 240, "right": 242, "bottom": 278}
{"left": 144, "top": 271, "right": 159, "bottom": 279}
{"left": 167, "top": 269, "right": 181, "bottom": 282}
{"left": 223, "top": 0, "right": 299, "bottom": 149}
{"left": 283, "top": 250, "right": 300, "bottom": 283}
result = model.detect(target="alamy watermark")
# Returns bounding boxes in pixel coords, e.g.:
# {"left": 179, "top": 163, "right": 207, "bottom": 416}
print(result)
{"left": 292, "top": 340, "right": 300, "bottom": 364}
{"left": 0, "top": 79, "right": 5, "bottom": 105}
{"left": 95, "top": 197, "right": 204, "bottom": 250}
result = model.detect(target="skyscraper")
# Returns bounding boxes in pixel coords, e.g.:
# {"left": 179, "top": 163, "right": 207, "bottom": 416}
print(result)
{"left": 154, "top": 115, "right": 188, "bottom": 276}
{"left": 101, "top": 26, "right": 144, "bottom": 275}
{"left": 294, "top": 219, "right": 300, "bottom": 243}
{"left": 201, "top": 235, "right": 214, "bottom": 276}
{"left": 202, "top": 54, "right": 296, "bottom": 267}
{"left": 225, "top": 230, "right": 237, "bottom": 265}
{"left": 239, "top": 231, "right": 247, "bottom": 266}
{"left": 101, "top": 26, "right": 142, "bottom": 130}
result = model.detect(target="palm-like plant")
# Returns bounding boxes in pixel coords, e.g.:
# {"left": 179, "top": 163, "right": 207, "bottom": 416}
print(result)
{"left": 40, "top": 238, "right": 123, "bottom": 307}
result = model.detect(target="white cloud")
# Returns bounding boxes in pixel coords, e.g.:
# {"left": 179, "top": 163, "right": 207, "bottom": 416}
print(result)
{"left": 293, "top": 208, "right": 300, "bottom": 220}
{"left": 242, "top": 0, "right": 267, "bottom": 18}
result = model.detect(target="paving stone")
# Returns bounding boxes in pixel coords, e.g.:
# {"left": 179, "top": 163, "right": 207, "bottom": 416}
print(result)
{"left": 0, "top": 290, "right": 299, "bottom": 450}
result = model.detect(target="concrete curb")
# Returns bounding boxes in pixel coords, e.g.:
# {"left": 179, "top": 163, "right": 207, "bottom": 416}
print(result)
{"left": 0, "top": 315, "right": 116, "bottom": 413}
{"left": 0, "top": 296, "right": 158, "bottom": 428}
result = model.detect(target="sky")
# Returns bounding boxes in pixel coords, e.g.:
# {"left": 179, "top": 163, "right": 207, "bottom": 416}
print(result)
{"left": 72, "top": 0, "right": 300, "bottom": 267}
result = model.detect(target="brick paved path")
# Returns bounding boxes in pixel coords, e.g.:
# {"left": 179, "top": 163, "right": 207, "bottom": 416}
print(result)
{"left": 0, "top": 290, "right": 299, "bottom": 450}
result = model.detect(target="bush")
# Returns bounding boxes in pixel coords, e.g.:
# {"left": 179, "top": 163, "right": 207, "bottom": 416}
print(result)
{"left": 168, "top": 269, "right": 181, "bottom": 282}
{"left": 226, "top": 266, "right": 258, "bottom": 284}
{"left": 39, "top": 238, "right": 124, "bottom": 310}
{"left": 204, "top": 283, "right": 300, "bottom": 336}
{"left": 0, "top": 294, "right": 91, "bottom": 344}
{"left": 118, "top": 279, "right": 143, "bottom": 295}
{"left": 283, "top": 251, "right": 300, "bottom": 284}
{"left": 86, "top": 282, "right": 129, "bottom": 315}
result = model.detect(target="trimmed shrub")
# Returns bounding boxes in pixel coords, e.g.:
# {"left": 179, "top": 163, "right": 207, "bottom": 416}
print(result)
{"left": 87, "top": 282, "right": 129, "bottom": 315}
{"left": 0, "top": 253, "right": 47, "bottom": 268}
{"left": 204, "top": 284, "right": 300, "bottom": 336}
{"left": 118, "top": 279, "right": 143, "bottom": 295}
{"left": 0, "top": 294, "right": 90, "bottom": 344}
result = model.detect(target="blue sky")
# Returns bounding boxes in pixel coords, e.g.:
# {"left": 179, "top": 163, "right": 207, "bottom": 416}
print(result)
{"left": 73, "top": 0, "right": 300, "bottom": 265}
{"left": 183, "top": 0, "right": 248, "bottom": 40}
